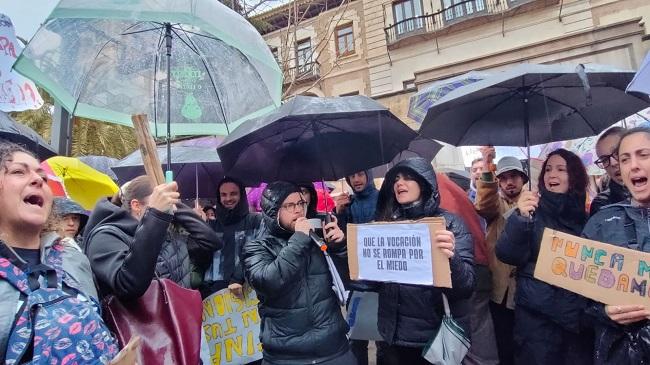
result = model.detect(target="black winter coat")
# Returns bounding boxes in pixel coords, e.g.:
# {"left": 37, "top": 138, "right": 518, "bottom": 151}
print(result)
{"left": 583, "top": 204, "right": 650, "bottom": 364}
{"left": 496, "top": 190, "right": 588, "bottom": 333}
{"left": 589, "top": 180, "right": 630, "bottom": 217}
{"left": 201, "top": 178, "right": 263, "bottom": 297}
{"left": 85, "top": 200, "right": 221, "bottom": 299}
{"left": 374, "top": 158, "right": 475, "bottom": 347}
{"left": 242, "top": 182, "right": 349, "bottom": 364}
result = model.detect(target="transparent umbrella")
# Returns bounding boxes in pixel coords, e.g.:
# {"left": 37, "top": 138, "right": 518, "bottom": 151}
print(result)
{"left": 13, "top": 0, "right": 282, "bottom": 172}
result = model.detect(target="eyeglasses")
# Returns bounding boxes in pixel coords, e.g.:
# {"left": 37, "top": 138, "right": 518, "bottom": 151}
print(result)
{"left": 595, "top": 153, "right": 616, "bottom": 169}
{"left": 281, "top": 200, "right": 307, "bottom": 212}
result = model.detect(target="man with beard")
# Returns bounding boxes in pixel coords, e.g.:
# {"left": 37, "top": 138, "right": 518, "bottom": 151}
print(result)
{"left": 590, "top": 126, "right": 631, "bottom": 216}
{"left": 201, "top": 177, "right": 263, "bottom": 300}
{"left": 474, "top": 147, "right": 528, "bottom": 365}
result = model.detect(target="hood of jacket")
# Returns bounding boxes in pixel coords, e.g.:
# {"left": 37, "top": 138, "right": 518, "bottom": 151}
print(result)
{"left": 83, "top": 199, "right": 139, "bottom": 239}
{"left": 53, "top": 197, "right": 89, "bottom": 234}
{"left": 375, "top": 158, "right": 440, "bottom": 221}
{"left": 215, "top": 177, "right": 250, "bottom": 226}
{"left": 297, "top": 183, "right": 318, "bottom": 219}
{"left": 346, "top": 170, "right": 377, "bottom": 198}
{"left": 261, "top": 181, "right": 302, "bottom": 239}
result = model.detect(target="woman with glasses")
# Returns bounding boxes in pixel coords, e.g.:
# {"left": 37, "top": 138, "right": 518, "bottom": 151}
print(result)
{"left": 583, "top": 127, "right": 650, "bottom": 364}
{"left": 242, "top": 181, "right": 355, "bottom": 365}
{"left": 590, "top": 126, "right": 631, "bottom": 216}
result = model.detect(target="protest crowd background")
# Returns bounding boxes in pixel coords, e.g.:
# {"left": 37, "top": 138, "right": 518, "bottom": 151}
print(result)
{"left": 3, "top": 1, "right": 650, "bottom": 365}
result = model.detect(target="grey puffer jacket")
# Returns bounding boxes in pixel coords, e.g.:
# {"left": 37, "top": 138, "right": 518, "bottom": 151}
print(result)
{"left": 374, "top": 157, "right": 475, "bottom": 347}
{"left": 0, "top": 235, "right": 98, "bottom": 359}
{"left": 242, "top": 182, "right": 349, "bottom": 364}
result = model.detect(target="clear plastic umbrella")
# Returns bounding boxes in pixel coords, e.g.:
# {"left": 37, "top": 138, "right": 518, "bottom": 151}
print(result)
{"left": 13, "top": 0, "right": 282, "bottom": 173}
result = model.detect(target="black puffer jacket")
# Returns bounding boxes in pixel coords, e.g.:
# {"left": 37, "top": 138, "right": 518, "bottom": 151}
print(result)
{"left": 496, "top": 189, "right": 588, "bottom": 333}
{"left": 201, "top": 177, "right": 263, "bottom": 297}
{"left": 374, "top": 158, "right": 475, "bottom": 347}
{"left": 589, "top": 180, "right": 631, "bottom": 217}
{"left": 85, "top": 200, "right": 221, "bottom": 299}
{"left": 242, "top": 182, "right": 349, "bottom": 364}
{"left": 583, "top": 203, "right": 650, "bottom": 364}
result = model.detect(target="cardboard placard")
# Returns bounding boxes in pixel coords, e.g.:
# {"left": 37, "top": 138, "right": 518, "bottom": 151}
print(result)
{"left": 347, "top": 217, "right": 451, "bottom": 287}
{"left": 201, "top": 286, "right": 263, "bottom": 365}
{"left": 534, "top": 229, "right": 650, "bottom": 308}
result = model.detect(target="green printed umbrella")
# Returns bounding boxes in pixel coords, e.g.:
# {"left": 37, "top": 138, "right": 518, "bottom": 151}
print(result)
{"left": 14, "top": 0, "right": 282, "bottom": 171}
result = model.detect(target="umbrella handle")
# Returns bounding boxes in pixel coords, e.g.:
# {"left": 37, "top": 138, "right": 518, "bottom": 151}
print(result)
{"left": 165, "top": 170, "right": 174, "bottom": 183}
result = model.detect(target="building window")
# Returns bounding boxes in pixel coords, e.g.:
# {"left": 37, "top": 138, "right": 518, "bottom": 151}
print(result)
{"left": 270, "top": 46, "right": 279, "bottom": 64}
{"left": 336, "top": 23, "right": 355, "bottom": 57}
{"left": 442, "top": 0, "right": 486, "bottom": 22}
{"left": 392, "top": 0, "right": 424, "bottom": 36}
{"left": 339, "top": 91, "right": 359, "bottom": 96}
{"left": 296, "top": 38, "right": 313, "bottom": 73}
{"left": 403, "top": 79, "right": 416, "bottom": 90}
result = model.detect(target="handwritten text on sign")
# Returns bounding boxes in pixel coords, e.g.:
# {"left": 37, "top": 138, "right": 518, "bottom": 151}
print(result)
{"left": 202, "top": 287, "right": 263, "bottom": 365}
{"left": 355, "top": 223, "right": 433, "bottom": 285}
{"left": 534, "top": 229, "right": 650, "bottom": 308}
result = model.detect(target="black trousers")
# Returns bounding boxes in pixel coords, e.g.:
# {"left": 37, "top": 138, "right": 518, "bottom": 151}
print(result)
{"left": 377, "top": 345, "right": 430, "bottom": 365}
{"left": 489, "top": 300, "right": 515, "bottom": 365}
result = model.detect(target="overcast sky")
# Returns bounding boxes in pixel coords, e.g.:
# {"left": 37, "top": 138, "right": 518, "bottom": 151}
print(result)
{"left": 1, "top": 0, "right": 59, "bottom": 39}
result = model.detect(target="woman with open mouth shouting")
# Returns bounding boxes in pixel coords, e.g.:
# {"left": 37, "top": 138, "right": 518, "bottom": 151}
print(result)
{"left": 0, "top": 142, "right": 122, "bottom": 364}
{"left": 583, "top": 126, "right": 650, "bottom": 365}
{"left": 496, "top": 148, "right": 593, "bottom": 365}
{"left": 372, "top": 157, "right": 475, "bottom": 365}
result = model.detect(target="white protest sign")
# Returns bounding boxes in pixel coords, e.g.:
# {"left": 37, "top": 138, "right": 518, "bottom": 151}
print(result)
{"left": 0, "top": 14, "right": 43, "bottom": 112}
{"left": 356, "top": 223, "right": 433, "bottom": 285}
{"left": 347, "top": 217, "right": 451, "bottom": 287}
{"left": 201, "top": 286, "right": 263, "bottom": 365}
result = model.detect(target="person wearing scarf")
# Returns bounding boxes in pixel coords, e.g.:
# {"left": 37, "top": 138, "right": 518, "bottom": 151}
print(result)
{"left": 496, "top": 148, "right": 593, "bottom": 365}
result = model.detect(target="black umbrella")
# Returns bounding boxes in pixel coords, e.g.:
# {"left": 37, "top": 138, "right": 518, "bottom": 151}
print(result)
{"left": 0, "top": 112, "right": 56, "bottom": 160}
{"left": 112, "top": 146, "right": 223, "bottom": 199}
{"left": 217, "top": 95, "right": 418, "bottom": 185}
{"left": 418, "top": 63, "right": 650, "bottom": 187}
{"left": 371, "top": 137, "right": 442, "bottom": 178}
{"left": 419, "top": 63, "right": 649, "bottom": 146}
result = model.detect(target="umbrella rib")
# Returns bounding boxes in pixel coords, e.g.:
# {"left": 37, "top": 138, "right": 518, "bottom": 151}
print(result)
{"left": 170, "top": 27, "right": 201, "bottom": 56}
{"left": 226, "top": 120, "right": 313, "bottom": 171}
{"left": 121, "top": 25, "right": 165, "bottom": 36}
{"left": 71, "top": 21, "right": 154, "bottom": 118}
{"left": 173, "top": 26, "right": 230, "bottom": 132}
{"left": 450, "top": 90, "right": 521, "bottom": 145}
{"left": 527, "top": 89, "right": 599, "bottom": 133}
{"left": 70, "top": 39, "right": 117, "bottom": 117}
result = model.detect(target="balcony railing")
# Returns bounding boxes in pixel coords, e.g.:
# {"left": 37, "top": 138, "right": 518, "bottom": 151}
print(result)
{"left": 283, "top": 61, "right": 320, "bottom": 85}
{"left": 385, "top": 0, "right": 519, "bottom": 45}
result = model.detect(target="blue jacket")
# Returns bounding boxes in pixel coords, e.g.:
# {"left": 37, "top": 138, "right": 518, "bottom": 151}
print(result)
{"left": 338, "top": 170, "right": 379, "bottom": 226}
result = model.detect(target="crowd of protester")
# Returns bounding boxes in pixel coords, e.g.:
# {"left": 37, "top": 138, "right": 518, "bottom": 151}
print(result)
{"left": 2, "top": 124, "right": 650, "bottom": 364}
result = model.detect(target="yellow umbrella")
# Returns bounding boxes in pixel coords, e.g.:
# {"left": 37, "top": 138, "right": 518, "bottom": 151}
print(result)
{"left": 42, "top": 156, "right": 119, "bottom": 210}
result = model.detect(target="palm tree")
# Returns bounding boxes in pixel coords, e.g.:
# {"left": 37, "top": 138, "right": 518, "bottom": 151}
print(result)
{"left": 11, "top": 88, "right": 137, "bottom": 159}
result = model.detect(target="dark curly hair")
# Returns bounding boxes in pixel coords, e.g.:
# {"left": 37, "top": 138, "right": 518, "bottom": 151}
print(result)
{"left": 538, "top": 148, "right": 588, "bottom": 194}
{"left": 0, "top": 142, "right": 35, "bottom": 171}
